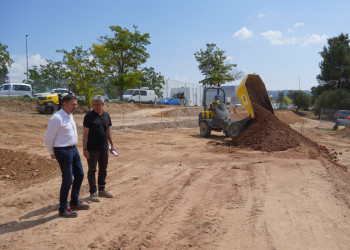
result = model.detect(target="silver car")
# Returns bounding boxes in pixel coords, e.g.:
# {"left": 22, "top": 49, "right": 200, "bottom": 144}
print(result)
{"left": 333, "top": 110, "right": 350, "bottom": 119}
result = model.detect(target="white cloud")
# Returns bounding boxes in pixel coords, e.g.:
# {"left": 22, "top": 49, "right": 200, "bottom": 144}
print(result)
{"left": 258, "top": 12, "right": 271, "bottom": 18}
{"left": 174, "top": 75, "right": 189, "bottom": 83}
{"left": 233, "top": 27, "right": 254, "bottom": 40}
{"left": 294, "top": 22, "right": 305, "bottom": 28}
{"left": 8, "top": 54, "right": 47, "bottom": 83}
{"left": 260, "top": 30, "right": 297, "bottom": 45}
{"left": 260, "top": 30, "right": 327, "bottom": 46}
{"left": 225, "top": 56, "right": 233, "bottom": 62}
{"left": 302, "top": 34, "right": 327, "bottom": 46}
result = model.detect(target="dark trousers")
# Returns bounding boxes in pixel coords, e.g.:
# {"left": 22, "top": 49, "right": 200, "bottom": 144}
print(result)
{"left": 87, "top": 149, "right": 109, "bottom": 194}
{"left": 54, "top": 146, "right": 84, "bottom": 213}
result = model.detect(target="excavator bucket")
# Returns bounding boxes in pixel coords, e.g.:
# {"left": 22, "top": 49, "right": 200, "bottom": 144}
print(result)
{"left": 236, "top": 74, "right": 274, "bottom": 118}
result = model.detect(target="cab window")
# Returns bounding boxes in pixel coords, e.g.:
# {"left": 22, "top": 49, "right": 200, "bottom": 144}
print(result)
{"left": 13, "top": 85, "right": 30, "bottom": 91}
{"left": 124, "top": 89, "right": 134, "bottom": 95}
{"left": 0, "top": 85, "right": 10, "bottom": 91}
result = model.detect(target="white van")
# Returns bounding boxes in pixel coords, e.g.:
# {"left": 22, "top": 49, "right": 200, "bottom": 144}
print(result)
{"left": 123, "top": 87, "right": 156, "bottom": 103}
{"left": 0, "top": 83, "right": 33, "bottom": 98}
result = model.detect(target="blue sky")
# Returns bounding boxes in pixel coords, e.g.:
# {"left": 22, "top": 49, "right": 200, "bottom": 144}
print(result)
{"left": 1, "top": 0, "right": 349, "bottom": 90}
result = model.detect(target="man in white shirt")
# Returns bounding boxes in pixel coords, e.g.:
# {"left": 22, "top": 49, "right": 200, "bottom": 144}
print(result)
{"left": 44, "top": 95, "right": 89, "bottom": 218}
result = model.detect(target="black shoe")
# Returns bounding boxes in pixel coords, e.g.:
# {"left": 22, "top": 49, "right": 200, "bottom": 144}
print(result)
{"left": 70, "top": 201, "right": 90, "bottom": 210}
{"left": 59, "top": 208, "right": 78, "bottom": 218}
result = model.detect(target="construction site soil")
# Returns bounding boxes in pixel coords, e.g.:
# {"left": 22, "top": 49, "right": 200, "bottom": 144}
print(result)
{"left": 228, "top": 102, "right": 324, "bottom": 154}
{"left": 1, "top": 98, "right": 350, "bottom": 249}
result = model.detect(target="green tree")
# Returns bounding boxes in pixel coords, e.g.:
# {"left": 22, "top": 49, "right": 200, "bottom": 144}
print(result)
{"left": 313, "top": 88, "right": 350, "bottom": 115}
{"left": 28, "top": 60, "right": 67, "bottom": 92}
{"left": 194, "top": 43, "right": 237, "bottom": 87}
{"left": 287, "top": 90, "right": 311, "bottom": 111}
{"left": 58, "top": 46, "right": 102, "bottom": 108}
{"left": 92, "top": 25, "right": 151, "bottom": 100}
{"left": 140, "top": 67, "right": 165, "bottom": 98}
{"left": 0, "top": 42, "right": 14, "bottom": 83}
{"left": 27, "top": 66, "right": 45, "bottom": 92}
{"left": 315, "top": 33, "right": 350, "bottom": 91}
{"left": 276, "top": 91, "right": 290, "bottom": 109}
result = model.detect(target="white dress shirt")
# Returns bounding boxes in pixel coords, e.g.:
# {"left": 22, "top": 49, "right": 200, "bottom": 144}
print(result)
{"left": 44, "top": 108, "right": 78, "bottom": 155}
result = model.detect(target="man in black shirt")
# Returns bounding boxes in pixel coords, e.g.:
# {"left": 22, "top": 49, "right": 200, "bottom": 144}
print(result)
{"left": 83, "top": 95, "right": 116, "bottom": 202}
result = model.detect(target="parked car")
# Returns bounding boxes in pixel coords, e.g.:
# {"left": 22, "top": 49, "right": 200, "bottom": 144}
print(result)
{"left": 0, "top": 83, "right": 33, "bottom": 98}
{"left": 156, "top": 97, "right": 180, "bottom": 105}
{"left": 333, "top": 117, "right": 350, "bottom": 130}
{"left": 333, "top": 110, "right": 350, "bottom": 119}
{"left": 76, "top": 93, "right": 110, "bottom": 102}
{"left": 33, "top": 88, "right": 74, "bottom": 98}
{"left": 122, "top": 87, "right": 156, "bottom": 103}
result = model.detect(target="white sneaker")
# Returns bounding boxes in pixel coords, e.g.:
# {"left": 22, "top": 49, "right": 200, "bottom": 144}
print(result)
{"left": 90, "top": 192, "right": 100, "bottom": 202}
{"left": 98, "top": 190, "right": 114, "bottom": 198}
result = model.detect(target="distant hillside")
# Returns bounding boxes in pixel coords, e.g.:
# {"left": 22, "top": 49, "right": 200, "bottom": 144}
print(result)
{"left": 268, "top": 90, "right": 311, "bottom": 100}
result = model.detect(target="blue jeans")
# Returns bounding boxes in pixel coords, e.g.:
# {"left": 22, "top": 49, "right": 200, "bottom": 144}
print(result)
{"left": 54, "top": 146, "right": 84, "bottom": 213}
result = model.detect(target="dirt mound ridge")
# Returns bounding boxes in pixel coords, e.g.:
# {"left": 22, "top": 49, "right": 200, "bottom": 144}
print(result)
{"left": 114, "top": 119, "right": 198, "bottom": 130}
{"left": 227, "top": 102, "right": 322, "bottom": 152}
{"left": 0, "top": 148, "right": 60, "bottom": 189}
{"left": 149, "top": 107, "right": 202, "bottom": 118}
{"left": 275, "top": 110, "right": 304, "bottom": 124}
{"left": 0, "top": 98, "right": 37, "bottom": 112}
{"left": 336, "top": 126, "right": 350, "bottom": 137}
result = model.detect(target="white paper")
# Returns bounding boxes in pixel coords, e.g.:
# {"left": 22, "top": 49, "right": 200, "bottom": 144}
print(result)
{"left": 109, "top": 146, "right": 119, "bottom": 157}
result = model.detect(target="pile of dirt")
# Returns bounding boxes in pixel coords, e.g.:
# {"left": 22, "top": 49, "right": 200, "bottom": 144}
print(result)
{"left": 0, "top": 98, "right": 37, "bottom": 112}
{"left": 275, "top": 110, "right": 304, "bottom": 124}
{"left": 149, "top": 107, "right": 202, "bottom": 118}
{"left": 0, "top": 148, "right": 60, "bottom": 189}
{"left": 226, "top": 102, "right": 323, "bottom": 153}
{"left": 114, "top": 119, "right": 198, "bottom": 131}
{"left": 336, "top": 126, "right": 350, "bottom": 137}
{"left": 149, "top": 111, "right": 175, "bottom": 118}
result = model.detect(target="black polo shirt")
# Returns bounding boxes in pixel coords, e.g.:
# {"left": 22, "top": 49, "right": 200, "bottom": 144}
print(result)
{"left": 83, "top": 110, "right": 112, "bottom": 151}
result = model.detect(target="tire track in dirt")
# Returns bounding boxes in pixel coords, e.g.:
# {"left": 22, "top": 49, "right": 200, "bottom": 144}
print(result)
{"left": 101, "top": 160, "right": 250, "bottom": 249}
{"left": 223, "top": 160, "right": 277, "bottom": 250}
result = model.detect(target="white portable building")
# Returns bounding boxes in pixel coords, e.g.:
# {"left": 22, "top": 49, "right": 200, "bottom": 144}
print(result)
{"left": 162, "top": 79, "right": 202, "bottom": 106}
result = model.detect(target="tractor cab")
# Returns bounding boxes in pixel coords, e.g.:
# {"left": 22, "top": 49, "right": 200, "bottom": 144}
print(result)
{"left": 199, "top": 87, "right": 231, "bottom": 137}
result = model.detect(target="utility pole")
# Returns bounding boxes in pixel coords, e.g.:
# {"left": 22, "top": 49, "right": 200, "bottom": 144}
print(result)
{"left": 26, "top": 34, "right": 29, "bottom": 84}
{"left": 298, "top": 77, "right": 300, "bottom": 91}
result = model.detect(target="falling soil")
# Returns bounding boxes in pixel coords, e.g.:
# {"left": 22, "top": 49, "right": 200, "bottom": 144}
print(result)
{"left": 227, "top": 102, "right": 325, "bottom": 153}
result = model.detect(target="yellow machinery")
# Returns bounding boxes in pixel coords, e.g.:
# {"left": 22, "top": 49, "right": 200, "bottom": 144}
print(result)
{"left": 199, "top": 74, "right": 273, "bottom": 139}
{"left": 226, "top": 74, "right": 274, "bottom": 138}
{"left": 199, "top": 87, "right": 231, "bottom": 137}
{"left": 236, "top": 74, "right": 273, "bottom": 118}
{"left": 36, "top": 93, "right": 62, "bottom": 114}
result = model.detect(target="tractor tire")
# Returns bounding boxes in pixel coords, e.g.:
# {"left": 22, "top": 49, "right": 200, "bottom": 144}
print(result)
{"left": 45, "top": 106, "right": 54, "bottom": 114}
{"left": 227, "top": 122, "right": 243, "bottom": 139}
{"left": 199, "top": 122, "right": 211, "bottom": 137}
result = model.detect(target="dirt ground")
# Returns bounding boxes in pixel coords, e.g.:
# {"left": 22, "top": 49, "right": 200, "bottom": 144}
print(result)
{"left": 1, "top": 99, "right": 350, "bottom": 249}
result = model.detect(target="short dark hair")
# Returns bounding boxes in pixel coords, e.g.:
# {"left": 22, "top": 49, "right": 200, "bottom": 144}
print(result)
{"left": 62, "top": 94, "right": 77, "bottom": 103}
